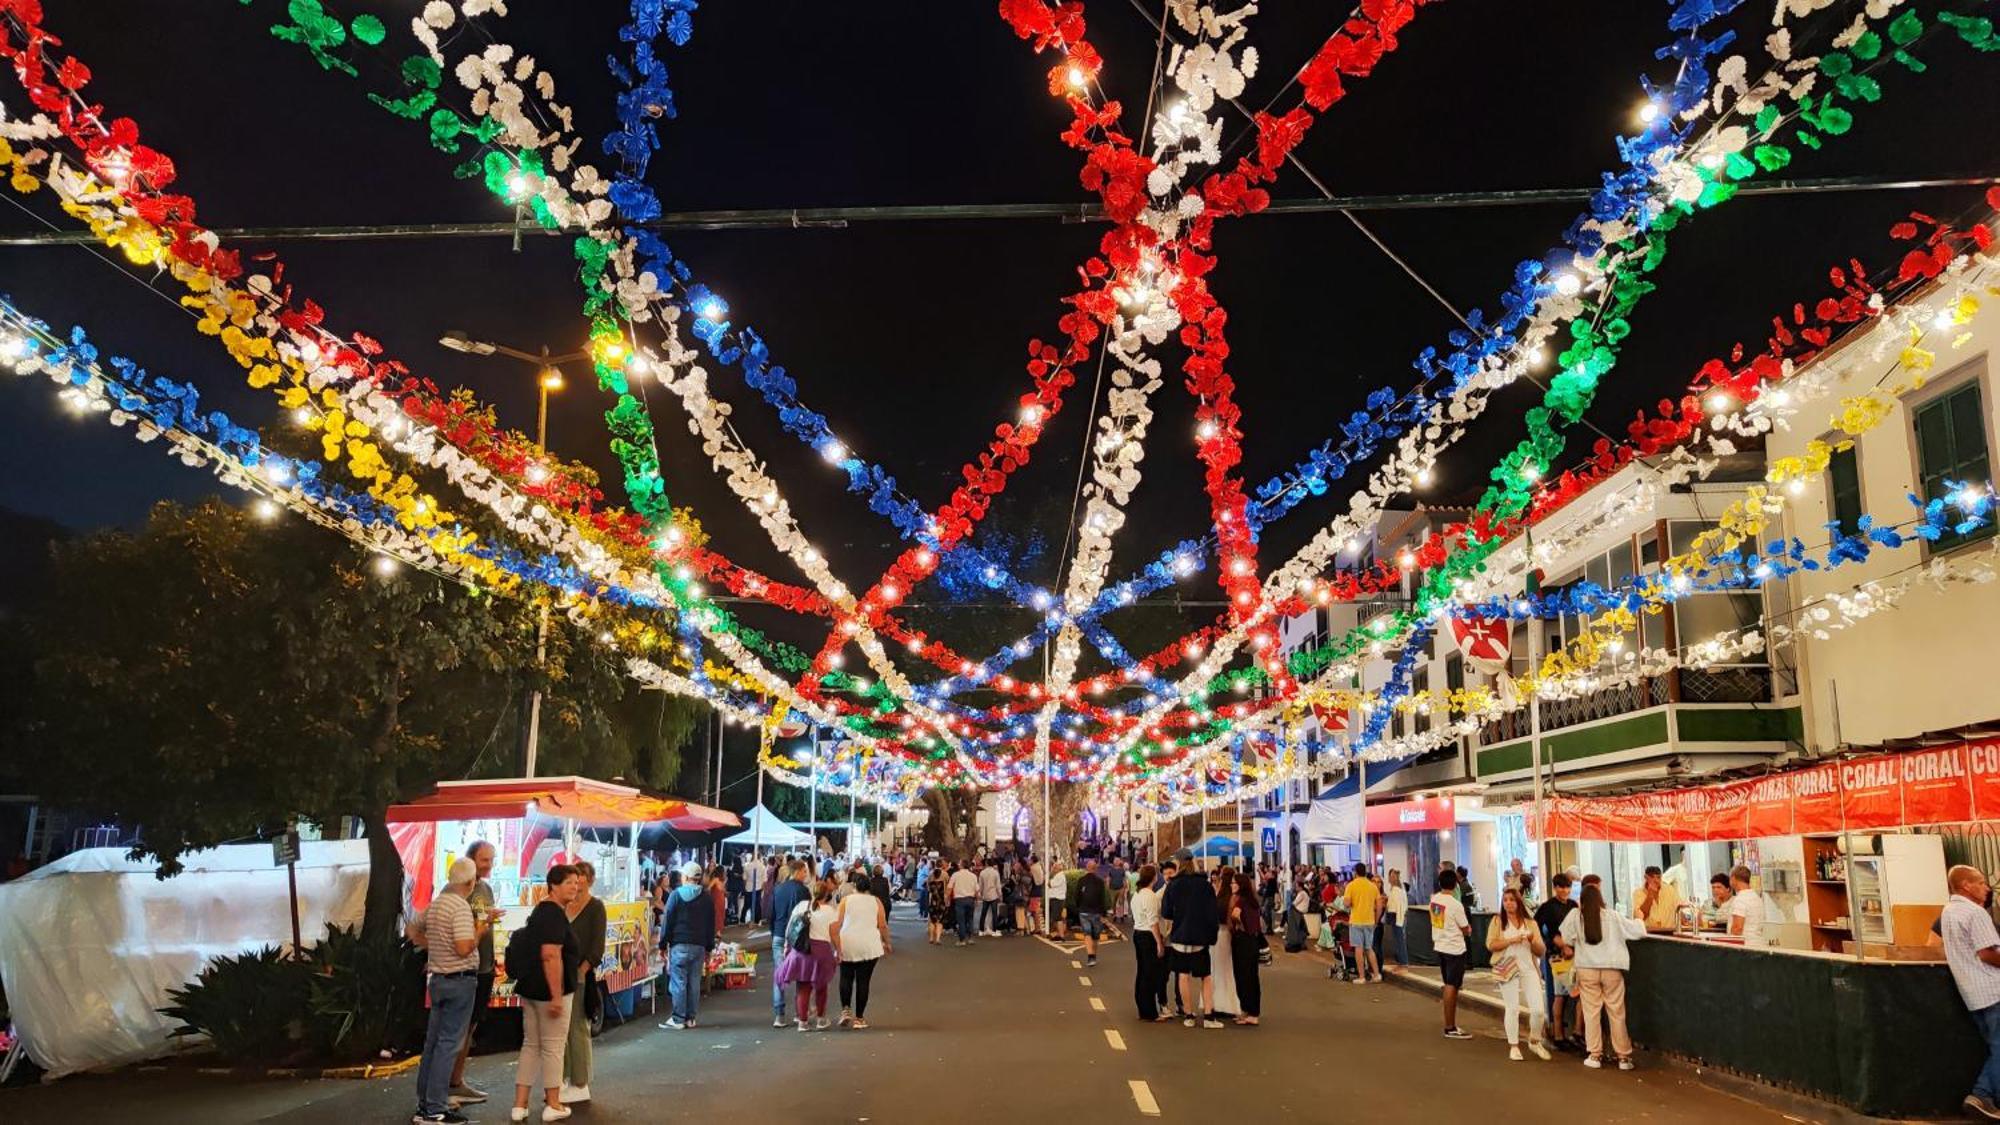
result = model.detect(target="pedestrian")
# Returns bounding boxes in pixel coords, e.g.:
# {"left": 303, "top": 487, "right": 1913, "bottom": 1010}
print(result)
{"left": 768, "top": 859, "right": 810, "bottom": 1029}
{"left": 658, "top": 860, "right": 717, "bottom": 1031}
{"left": 1074, "top": 857, "right": 1110, "bottom": 968}
{"left": 1109, "top": 857, "right": 1130, "bottom": 922}
{"left": 1558, "top": 878, "right": 1647, "bottom": 1070}
{"left": 411, "top": 857, "right": 489, "bottom": 1124}
{"left": 948, "top": 860, "right": 979, "bottom": 946}
{"left": 1047, "top": 862, "right": 1070, "bottom": 939}
{"left": 1159, "top": 858, "right": 1185, "bottom": 1016}
{"left": 1726, "top": 864, "right": 1769, "bottom": 946}
{"left": 1028, "top": 853, "right": 1046, "bottom": 934}
{"left": 1534, "top": 872, "right": 1580, "bottom": 1053}
{"left": 834, "top": 873, "right": 891, "bottom": 1029}
{"left": 1383, "top": 868, "right": 1409, "bottom": 969}
{"left": 925, "top": 863, "right": 949, "bottom": 944}
{"left": 444, "top": 840, "right": 497, "bottom": 1111}
{"left": 725, "top": 860, "right": 746, "bottom": 925}
{"left": 1227, "top": 870, "right": 1263, "bottom": 1027}
{"left": 1941, "top": 865, "right": 2000, "bottom": 1120}
{"left": 1013, "top": 860, "right": 1035, "bottom": 934}
{"left": 1207, "top": 867, "right": 1241, "bottom": 1019}
{"left": 1159, "top": 848, "right": 1223, "bottom": 1029}
{"left": 707, "top": 864, "right": 728, "bottom": 934}
{"left": 869, "top": 862, "right": 894, "bottom": 909}
{"left": 560, "top": 862, "right": 606, "bottom": 1105}
{"left": 1345, "top": 864, "right": 1383, "bottom": 984}
{"left": 978, "top": 858, "right": 1004, "bottom": 936}
{"left": 1487, "top": 886, "right": 1551, "bottom": 1062}
{"left": 775, "top": 881, "right": 840, "bottom": 1031}
{"left": 1430, "top": 867, "right": 1474, "bottom": 1041}
{"left": 742, "top": 853, "right": 767, "bottom": 928}
{"left": 1130, "top": 864, "right": 1170, "bottom": 1022}
{"left": 507, "top": 864, "right": 582, "bottom": 1123}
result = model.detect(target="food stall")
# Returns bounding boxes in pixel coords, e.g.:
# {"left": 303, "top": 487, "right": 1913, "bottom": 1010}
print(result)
{"left": 388, "top": 777, "right": 737, "bottom": 1021}
{"left": 1531, "top": 741, "right": 1999, "bottom": 1116}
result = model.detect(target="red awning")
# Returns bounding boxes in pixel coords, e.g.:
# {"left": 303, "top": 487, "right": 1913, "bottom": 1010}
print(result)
{"left": 388, "top": 776, "right": 738, "bottom": 831}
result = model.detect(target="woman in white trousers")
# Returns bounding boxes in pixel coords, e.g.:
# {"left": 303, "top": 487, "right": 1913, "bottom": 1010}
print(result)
{"left": 1486, "top": 888, "right": 1551, "bottom": 1062}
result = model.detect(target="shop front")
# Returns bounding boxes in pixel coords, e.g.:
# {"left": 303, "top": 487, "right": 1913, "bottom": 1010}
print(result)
{"left": 1533, "top": 740, "right": 2000, "bottom": 1116}
{"left": 388, "top": 777, "right": 737, "bottom": 1020}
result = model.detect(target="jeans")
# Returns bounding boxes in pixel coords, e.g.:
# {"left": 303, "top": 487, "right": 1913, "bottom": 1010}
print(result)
{"left": 771, "top": 934, "right": 791, "bottom": 1017}
{"left": 953, "top": 898, "right": 976, "bottom": 942}
{"left": 744, "top": 888, "right": 761, "bottom": 927}
{"left": 1973, "top": 1002, "right": 2000, "bottom": 1101}
{"left": 415, "top": 972, "right": 477, "bottom": 1115}
{"left": 667, "top": 942, "right": 704, "bottom": 1022}
{"left": 1384, "top": 916, "right": 1408, "bottom": 965}
{"left": 978, "top": 899, "right": 1000, "bottom": 932}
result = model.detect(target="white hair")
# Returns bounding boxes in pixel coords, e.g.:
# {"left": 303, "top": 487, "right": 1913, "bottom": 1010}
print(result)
{"left": 447, "top": 857, "right": 478, "bottom": 888}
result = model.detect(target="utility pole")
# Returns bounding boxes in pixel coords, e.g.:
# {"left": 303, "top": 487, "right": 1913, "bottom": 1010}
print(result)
{"left": 439, "top": 332, "right": 585, "bottom": 778}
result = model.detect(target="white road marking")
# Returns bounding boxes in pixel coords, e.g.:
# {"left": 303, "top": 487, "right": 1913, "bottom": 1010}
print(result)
{"left": 1104, "top": 1028, "right": 1126, "bottom": 1051}
{"left": 1088, "top": 997, "right": 1106, "bottom": 1012}
{"left": 1078, "top": 975, "right": 1092, "bottom": 987}
{"left": 1129, "top": 1079, "right": 1161, "bottom": 1116}
{"left": 1070, "top": 960, "right": 1082, "bottom": 969}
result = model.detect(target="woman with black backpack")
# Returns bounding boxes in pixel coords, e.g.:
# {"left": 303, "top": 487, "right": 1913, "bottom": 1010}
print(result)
{"left": 506, "top": 864, "right": 583, "bottom": 1123}
{"left": 774, "top": 880, "right": 839, "bottom": 1030}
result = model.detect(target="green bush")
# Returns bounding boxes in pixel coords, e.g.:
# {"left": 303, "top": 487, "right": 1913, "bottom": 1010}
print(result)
{"left": 302, "top": 923, "right": 427, "bottom": 1062}
{"left": 160, "top": 924, "right": 426, "bottom": 1065}
{"left": 159, "top": 945, "right": 311, "bottom": 1063}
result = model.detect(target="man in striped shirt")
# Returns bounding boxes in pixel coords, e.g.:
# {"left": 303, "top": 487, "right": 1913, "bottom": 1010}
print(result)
{"left": 1943, "top": 865, "right": 2000, "bottom": 1120}
{"left": 412, "top": 858, "right": 489, "bottom": 1124}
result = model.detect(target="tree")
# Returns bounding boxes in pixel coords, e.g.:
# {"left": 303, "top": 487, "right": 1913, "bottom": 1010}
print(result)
{"left": 7, "top": 499, "right": 703, "bottom": 936}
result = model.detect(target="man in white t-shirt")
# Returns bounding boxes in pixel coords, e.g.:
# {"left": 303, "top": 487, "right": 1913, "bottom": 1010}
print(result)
{"left": 1726, "top": 865, "right": 1767, "bottom": 946}
{"left": 948, "top": 862, "right": 981, "bottom": 946}
{"left": 743, "top": 856, "right": 768, "bottom": 928}
{"left": 1430, "top": 868, "right": 1474, "bottom": 1040}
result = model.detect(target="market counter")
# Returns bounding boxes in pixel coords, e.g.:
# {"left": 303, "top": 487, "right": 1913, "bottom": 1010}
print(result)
{"left": 1626, "top": 935, "right": 1984, "bottom": 1116}
{"left": 1401, "top": 907, "right": 1493, "bottom": 970}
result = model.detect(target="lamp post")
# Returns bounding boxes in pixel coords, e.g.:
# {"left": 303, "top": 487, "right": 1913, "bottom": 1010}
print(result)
{"left": 439, "top": 331, "right": 587, "bottom": 778}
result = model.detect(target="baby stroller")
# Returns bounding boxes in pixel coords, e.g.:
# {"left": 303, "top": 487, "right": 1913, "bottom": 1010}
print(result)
{"left": 1321, "top": 908, "right": 1357, "bottom": 981}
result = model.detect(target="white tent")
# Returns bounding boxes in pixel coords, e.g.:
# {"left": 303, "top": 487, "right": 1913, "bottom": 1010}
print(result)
{"left": 718, "top": 805, "right": 815, "bottom": 850}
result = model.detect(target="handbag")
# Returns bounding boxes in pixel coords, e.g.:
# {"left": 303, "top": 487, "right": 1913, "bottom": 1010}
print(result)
{"left": 1256, "top": 933, "right": 1274, "bottom": 966}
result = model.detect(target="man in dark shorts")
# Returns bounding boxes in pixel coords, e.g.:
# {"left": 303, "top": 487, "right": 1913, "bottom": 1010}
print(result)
{"left": 1074, "top": 858, "right": 1110, "bottom": 968}
{"left": 1430, "top": 867, "right": 1473, "bottom": 1040}
{"left": 448, "top": 840, "right": 496, "bottom": 1108}
{"left": 1158, "top": 848, "right": 1222, "bottom": 1028}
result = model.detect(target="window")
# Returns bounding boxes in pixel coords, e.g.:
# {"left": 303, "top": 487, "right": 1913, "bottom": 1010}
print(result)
{"left": 1638, "top": 530, "right": 1660, "bottom": 568}
{"left": 1826, "top": 444, "right": 1863, "bottom": 537}
{"left": 1913, "top": 381, "right": 1994, "bottom": 551}
{"left": 1445, "top": 652, "right": 1465, "bottom": 695}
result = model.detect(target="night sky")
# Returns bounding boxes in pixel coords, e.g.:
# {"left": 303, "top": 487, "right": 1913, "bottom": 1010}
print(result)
{"left": 2, "top": 1, "right": 1996, "bottom": 659}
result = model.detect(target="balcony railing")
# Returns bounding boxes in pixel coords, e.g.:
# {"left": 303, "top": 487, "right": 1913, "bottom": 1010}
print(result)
{"left": 1476, "top": 665, "right": 1773, "bottom": 745}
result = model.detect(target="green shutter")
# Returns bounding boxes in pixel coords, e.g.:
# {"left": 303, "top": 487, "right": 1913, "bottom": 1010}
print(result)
{"left": 1914, "top": 383, "right": 1994, "bottom": 550}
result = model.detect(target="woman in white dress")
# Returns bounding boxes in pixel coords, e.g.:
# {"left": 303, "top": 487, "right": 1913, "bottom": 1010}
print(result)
{"left": 832, "top": 884, "right": 891, "bottom": 1029}
{"left": 1206, "top": 867, "right": 1241, "bottom": 1017}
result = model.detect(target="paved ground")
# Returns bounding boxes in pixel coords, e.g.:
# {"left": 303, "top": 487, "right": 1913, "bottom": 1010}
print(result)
{"left": 4, "top": 904, "right": 1791, "bottom": 1123}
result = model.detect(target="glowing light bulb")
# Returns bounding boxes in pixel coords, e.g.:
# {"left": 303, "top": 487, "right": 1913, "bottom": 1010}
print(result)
{"left": 1520, "top": 462, "right": 1542, "bottom": 483}
{"left": 1553, "top": 273, "right": 1582, "bottom": 298}
{"left": 373, "top": 555, "right": 399, "bottom": 577}
{"left": 1020, "top": 404, "right": 1043, "bottom": 426}
{"left": 1416, "top": 467, "right": 1434, "bottom": 487}
{"left": 1786, "top": 479, "right": 1805, "bottom": 496}
{"left": 0, "top": 335, "right": 26, "bottom": 358}
{"left": 506, "top": 172, "right": 529, "bottom": 197}
{"left": 821, "top": 440, "right": 847, "bottom": 463}
{"left": 254, "top": 499, "right": 280, "bottom": 520}
{"left": 1707, "top": 391, "right": 1733, "bottom": 413}
{"left": 1197, "top": 420, "right": 1217, "bottom": 441}
{"left": 293, "top": 406, "right": 313, "bottom": 426}
{"left": 1935, "top": 309, "right": 1957, "bottom": 331}
{"left": 1638, "top": 100, "right": 1661, "bottom": 124}
{"left": 525, "top": 465, "right": 550, "bottom": 485}
{"left": 700, "top": 300, "right": 724, "bottom": 321}
{"left": 1066, "top": 65, "right": 1086, "bottom": 89}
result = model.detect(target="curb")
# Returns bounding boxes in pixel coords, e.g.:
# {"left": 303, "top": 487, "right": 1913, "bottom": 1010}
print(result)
{"left": 140, "top": 1053, "right": 422, "bottom": 1081}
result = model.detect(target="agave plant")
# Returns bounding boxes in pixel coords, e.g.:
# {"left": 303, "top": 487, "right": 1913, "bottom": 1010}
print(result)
{"left": 158, "top": 945, "right": 310, "bottom": 1062}
{"left": 302, "top": 923, "right": 427, "bottom": 1062}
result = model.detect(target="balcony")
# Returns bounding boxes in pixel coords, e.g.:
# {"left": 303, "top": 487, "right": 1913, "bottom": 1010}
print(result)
{"left": 1478, "top": 665, "right": 1773, "bottom": 743}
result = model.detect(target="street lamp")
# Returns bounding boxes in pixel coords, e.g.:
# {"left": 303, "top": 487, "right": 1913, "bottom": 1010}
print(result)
{"left": 437, "top": 330, "right": 585, "bottom": 450}
{"left": 438, "top": 331, "right": 587, "bottom": 780}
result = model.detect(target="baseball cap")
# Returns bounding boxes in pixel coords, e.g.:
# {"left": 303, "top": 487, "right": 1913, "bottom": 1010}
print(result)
{"left": 681, "top": 860, "right": 705, "bottom": 880}
{"left": 1173, "top": 847, "right": 1194, "bottom": 862}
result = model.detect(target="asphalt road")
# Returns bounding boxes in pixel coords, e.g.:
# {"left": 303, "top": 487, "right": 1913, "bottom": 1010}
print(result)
{"left": 3, "top": 904, "right": 1788, "bottom": 1123}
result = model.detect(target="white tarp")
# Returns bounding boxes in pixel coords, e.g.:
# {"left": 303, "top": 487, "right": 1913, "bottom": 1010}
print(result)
{"left": 1301, "top": 791, "right": 1364, "bottom": 845}
{"left": 0, "top": 839, "right": 370, "bottom": 1078}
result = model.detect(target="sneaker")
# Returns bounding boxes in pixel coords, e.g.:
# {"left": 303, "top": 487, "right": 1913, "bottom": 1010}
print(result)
{"left": 796, "top": 1018, "right": 809, "bottom": 1032}
{"left": 773, "top": 1015, "right": 789, "bottom": 1028}
{"left": 1529, "top": 1041, "right": 1552, "bottom": 1062}
{"left": 1201, "top": 1019, "right": 1224, "bottom": 1029}
{"left": 449, "top": 1084, "right": 489, "bottom": 1106}
{"left": 509, "top": 1110, "right": 530, "bottom": 1123}
{"left": 1583, "top": 1056, "right": 1603, "bottom": 1069}
{"left": 838, "top": 1008, "right": 853, "bottom": 1026}
{"left": 1617, "top": 1059, "right": 1635, "bottom": 1072}
{"left": 541, "top": 1107, "right": 573, "bottom": 1123}
{"left": 684, "top": 1018, "right": 697, "bottom": 1029}
{"left": 1351, "top": 976, "right": 1366, "bottom": 985}
{"left": 412, "top": 1115, "right": 460, "bottom": 1124}
{"left": 558, "top": 1083, "right": 591, "bottom": 1104}
{"left": 1964, "top": 1095, "right": 2000, "bottom": 1120}
{"left": 659, "top": 1016, "right": 686, "bottom": 1029}
{"left": 1508, "top": 1046, "right": 1524, "bottom": 1061}
{"left": 1086, "top": 955, "right": 1097, "bottom": 968}
{"left": 815, "top": 1016, "right": 831, "bottom": 1030}
{"left": 851, "top": 1019, "right": 870, "bottom": 1030}
{"left": 1183, "top": 1017, "right": 1197, "bottom": 1027}
{"left": 1443, "top": 1028, "right": 1474, "bottom": 1040}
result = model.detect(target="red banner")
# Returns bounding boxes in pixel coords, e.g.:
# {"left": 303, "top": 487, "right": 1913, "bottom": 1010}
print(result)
{"left": 1531, "top": 741, "right": 2000, "bottom": 841}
